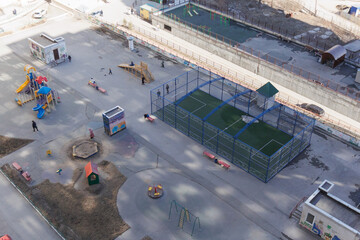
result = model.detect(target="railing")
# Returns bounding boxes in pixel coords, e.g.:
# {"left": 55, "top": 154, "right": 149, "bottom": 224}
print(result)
{"left": 169, "top": 0, "right": 360, "bottom": 101}
{"left": 289, "top": 196, "right": 307, "bottom": 218}
{"left": 85, "top": 15, "right": 360, "bottom": 139}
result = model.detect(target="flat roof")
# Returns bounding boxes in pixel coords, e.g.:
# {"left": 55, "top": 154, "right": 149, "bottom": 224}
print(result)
{"left": 103, "top": 106, "right": 124, "bottom": 118}
{"left": 29, "top": 34, "right": 64, "bottom": 48}
{"left": 140, "top": 4, "right": 157, "bottom": 11}
{"left": 310, "top": 191, "right": 360, "bottom": 232}
{"left": 343, "top": 40, "right": 360, "bottom": 52}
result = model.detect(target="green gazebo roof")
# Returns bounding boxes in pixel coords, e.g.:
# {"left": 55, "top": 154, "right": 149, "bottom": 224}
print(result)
{"left": 256, "top": 82, "right": 279, "bottom": 98}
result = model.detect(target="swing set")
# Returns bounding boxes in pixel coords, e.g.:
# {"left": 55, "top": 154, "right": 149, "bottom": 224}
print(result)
{"left": 168, "top": 200, "right": 201, "bottom": 236}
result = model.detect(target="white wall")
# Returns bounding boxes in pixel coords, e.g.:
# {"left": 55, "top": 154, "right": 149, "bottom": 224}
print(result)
{"left": 300, "top": 202, "right": 360, "bottom": 240}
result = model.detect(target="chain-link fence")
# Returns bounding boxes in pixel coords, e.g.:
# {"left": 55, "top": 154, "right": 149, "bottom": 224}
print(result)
{"left": 151, "top": 67, "right": 315, "bottom": 182}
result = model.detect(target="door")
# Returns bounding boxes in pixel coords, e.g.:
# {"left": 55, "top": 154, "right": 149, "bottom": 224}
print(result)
{"left": 53, "top": 49, "right": 59, "bottom": 61}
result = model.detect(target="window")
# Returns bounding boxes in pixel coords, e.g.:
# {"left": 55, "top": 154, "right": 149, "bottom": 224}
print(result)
{"left": 91, "top": 174, "right": 97, "bottom": 180}
{"left": 164, "top": 24, "right": 171, "bottom": 31}
{"left": 305, "top": 213, "right": 315, "bottom": 224}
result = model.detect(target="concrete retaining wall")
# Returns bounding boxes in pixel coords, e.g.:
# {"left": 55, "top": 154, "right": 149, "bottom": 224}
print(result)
{"left": 152, "top": 16, "right": 360, "bottom": 122}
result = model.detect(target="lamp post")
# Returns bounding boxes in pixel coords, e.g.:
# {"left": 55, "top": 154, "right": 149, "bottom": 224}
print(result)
{"left": 315, "top": 0, "right": 318, "bottom": 16}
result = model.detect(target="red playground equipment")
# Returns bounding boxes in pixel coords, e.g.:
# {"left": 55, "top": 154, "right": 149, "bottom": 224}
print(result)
{"left": 144, "top": 113, "right": 154, "bottom": 123}
{"left": 203, "top": 150, "right": 230, "bottom": 170}
{"left": 88, "top": 79, "right": 106, "bottom": 94}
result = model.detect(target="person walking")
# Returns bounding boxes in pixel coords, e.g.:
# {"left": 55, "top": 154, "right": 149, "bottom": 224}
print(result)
{"left": 56, "top": 168, "right": 62, "bottom": 175}
{"left": 161, "top": 60, "right": 165, "bottom": 68}
{"left": 68, "top": 55, "right": 71, "bottom": 62}
{"left": 157, "top": 89, "right": 161, "bottom": 98}
{"left": 142, "top": 76, "right": 145, "bottom": 85}
{"left": 32, "top": 120, "right": 38, "bottom": 132}
{"left": 108, "top": 68, "right": 112, "bottom": 75}
{"left": 166, "top": 84, "right": 169, "bottom": 94}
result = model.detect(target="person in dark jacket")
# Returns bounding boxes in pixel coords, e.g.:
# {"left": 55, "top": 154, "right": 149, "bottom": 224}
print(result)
{"left": 32, "top": 120, "right": 38, "bottom": 132}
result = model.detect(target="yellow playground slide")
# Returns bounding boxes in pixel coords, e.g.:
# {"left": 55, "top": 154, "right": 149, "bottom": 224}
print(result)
{"left": 16, "top": 79, "right": 30, "bottom": 93}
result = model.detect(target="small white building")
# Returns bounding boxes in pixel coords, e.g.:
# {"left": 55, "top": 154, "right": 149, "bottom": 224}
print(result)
{"left": 256, "top": 82, "right": 279, "bottom": 110}
{"left": 28, "top": 33, "right": 67, "bottom": 64}
{"left": 299, "top": 180, "right": 360, "bottom": 240}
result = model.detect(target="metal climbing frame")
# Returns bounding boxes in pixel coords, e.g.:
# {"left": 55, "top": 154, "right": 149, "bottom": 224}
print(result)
{"left": 151, "top": 67, "right": 315, "bottom": 182}
{"left": 168, "top": 200, "right": 201, "bottom": 236}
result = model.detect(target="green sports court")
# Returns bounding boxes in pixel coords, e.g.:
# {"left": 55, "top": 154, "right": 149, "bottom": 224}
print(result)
{"left": 151, "top": 68, "right": 315, "bottom": 182}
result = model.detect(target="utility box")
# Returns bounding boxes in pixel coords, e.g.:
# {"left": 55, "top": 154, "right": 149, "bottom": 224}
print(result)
{"left": 127, "top": 36, "right": 134, "bottom": 51}
{"left": 102, "top": 106, "right": 126, "bottom": 136}
{"left": 355, "top": 68, "right": 360, "bottom": 83}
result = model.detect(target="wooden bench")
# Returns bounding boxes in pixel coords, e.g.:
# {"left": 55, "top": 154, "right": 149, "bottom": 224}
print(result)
{"left": 218, "top": 160, "right": 230, "bottom": 170}
{"left": 12, "top": 162, "right": 22, "bottom": 172}
{"left": 203, "top": 151, "right": 215, "bottom": 160}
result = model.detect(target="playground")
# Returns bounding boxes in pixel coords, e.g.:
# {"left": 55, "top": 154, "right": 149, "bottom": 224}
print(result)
{"left": 0, "top": 2, "right": 359, "bottom": 240}
{"left": 165, "top": 3, "right": 259, "bottom": 44}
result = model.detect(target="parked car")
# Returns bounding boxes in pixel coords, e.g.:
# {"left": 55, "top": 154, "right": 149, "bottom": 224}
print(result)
{"left": 0, "top": 235, "right": 12, "bottom": 240}
{"left": 297, "top": 103, "right": 325, "bottom": 116}
{"left": 33, "top": 9, "right": 47, "bottom": 19}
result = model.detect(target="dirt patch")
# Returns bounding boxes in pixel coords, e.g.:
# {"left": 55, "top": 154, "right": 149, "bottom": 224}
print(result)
{"left": 0, "top": 136, "right": 33, "bottom": 158}
{"left": 1, "top": 160, "right": 129, "bottom": 239}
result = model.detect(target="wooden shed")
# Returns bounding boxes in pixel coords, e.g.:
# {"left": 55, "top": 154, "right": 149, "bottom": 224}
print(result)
{"left": 85, "top": 161, "right": 99, "bottom": 185}
{"left": 321, "top": 45, "right": 346, "bottom": 68}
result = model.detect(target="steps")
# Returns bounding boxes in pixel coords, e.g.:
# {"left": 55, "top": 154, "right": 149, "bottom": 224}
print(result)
{"left": 15, "top": 93, "right": 35, "bottom": 106}
{"left": 291, "top": 209, "right": 302, "bottom": 221}
{"left": 289, "top": 196, "right": 307, "bottom": 221}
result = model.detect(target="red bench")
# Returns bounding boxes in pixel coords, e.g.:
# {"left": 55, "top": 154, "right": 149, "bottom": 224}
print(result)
{"left": 203, "top": 151, "right": 215, "bottom": 160}
{"left": 22, "top": 171, "right": 32, "bottom": 181}
{"left": 147, "top": 116, "right": 154, "bottom": 123}
{"left": 218, "top": 160, "right": 230, "bottom": 170}
{"left": 12, "top": 162, "right": 22, "bottom": 172}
